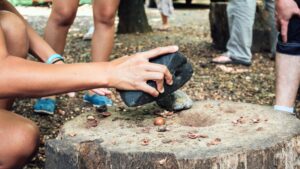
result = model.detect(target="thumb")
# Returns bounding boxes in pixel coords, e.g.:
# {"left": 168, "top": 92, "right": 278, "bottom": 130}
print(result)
{"left": 295, "top": 9, "right": 300, "bottom": 18}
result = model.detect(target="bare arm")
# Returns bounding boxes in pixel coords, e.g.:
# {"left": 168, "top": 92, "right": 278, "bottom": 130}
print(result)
{"left": 0, "top": 0, "right": 57, "bottom": 61}
{"left": 0, "top": 21, "right": 176, "bottom": 99}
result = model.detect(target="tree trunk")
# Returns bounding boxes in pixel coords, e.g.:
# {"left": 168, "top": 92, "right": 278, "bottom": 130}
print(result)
{"left": 148, "top": 0, "right": 157, "bottom": 8}
{"left": 117, "top": 0, "right": 152, "bottom": 34}
{"left": 46, "top": 101, "right": 300, "bottom": 169}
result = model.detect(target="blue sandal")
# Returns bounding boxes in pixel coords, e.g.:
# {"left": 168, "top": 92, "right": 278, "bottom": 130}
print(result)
{"left": 33, "top": 98, "right": 56, "bottom": 115}
{"left": 83, "top": 93, "right": 113, "bottom": 107}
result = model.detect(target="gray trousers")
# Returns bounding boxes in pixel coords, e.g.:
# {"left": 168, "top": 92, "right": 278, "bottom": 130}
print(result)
{"left": 226, "top": 0, "right": 277, "bottom": 62}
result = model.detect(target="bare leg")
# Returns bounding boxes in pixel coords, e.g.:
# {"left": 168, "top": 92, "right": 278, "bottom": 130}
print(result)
{"left": 0, "top": 109, "right": 40, "bottom": 169}
{"left": 0, "top": 11, "right": 29, "bottom": 110}
{"left": 41, "top": 0, "right": 79, "bottom": 112}
{"left": 160, "top": 13, "right": 170, "bottom": 30}
{"left": 275, "top": 53, "right": 300, "bottom": 111}
{"left": 87, "top": 0, "right": 119, "bottom": 98}
{"left": 92, "top": 0, "right": 119, "bottom": 62}
{"left": 44, "top": 0, "right": 79, "bottom": 54}
{"left": 0, "top": 12, "right": 39, "bottom": 169}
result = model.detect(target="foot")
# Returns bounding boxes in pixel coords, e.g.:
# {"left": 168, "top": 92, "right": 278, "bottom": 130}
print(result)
{"left": 33, "top": 98, "right": 56, "bottom": 115}
{"left": 158, "top": 24, "right": 170, "bottom": 31}
{"left": 156, "top": 90, "right": 193, "bottom": 111}
{"left": 83, "top": 93, "right": 113, "bottom": 107}
{"left": 212, "top": 55, "right": 251, "bottom": 66}
{"left": 212, "top": 55, "right": 232, "bottom": 63}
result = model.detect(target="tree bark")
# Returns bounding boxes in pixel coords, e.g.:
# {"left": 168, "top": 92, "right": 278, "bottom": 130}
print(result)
{"left": 148, "top": 0, "right": 157, "bottom": 8}
{"left": 117, "top": 0, "right": 152, "bottom": 34}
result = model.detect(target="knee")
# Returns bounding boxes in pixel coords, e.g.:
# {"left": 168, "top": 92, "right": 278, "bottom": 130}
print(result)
{"left": 8, "top": 121, "right": 40, "bottom": 168}
{"left": 50, "top": 7, "right": 77, "bottom": 27}
{"left": 0, "top": 11, "right": 27, "bottom": 37}
{"left": 94, "top": 8, "right": 117, "bottom": 27}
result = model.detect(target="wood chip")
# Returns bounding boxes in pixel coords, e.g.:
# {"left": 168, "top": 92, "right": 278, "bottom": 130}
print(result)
{"left": 207, "top": 138, "right": 222, "bottom": 146}
{"left": 251, "top": 118, "right": 260, "bottom": 123}
{"left": 87, "top": 115, "right": 95, "bottom": 120}
{"left": 68, "top": 132, "right": 77, "bottom": 137}
{"left": 158, "top": 158, "right": 167, "bottom": 165}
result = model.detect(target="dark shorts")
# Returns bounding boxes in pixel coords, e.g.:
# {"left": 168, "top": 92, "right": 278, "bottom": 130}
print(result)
{"left": 277, "top": 0, "right": 300, "bottom": 55}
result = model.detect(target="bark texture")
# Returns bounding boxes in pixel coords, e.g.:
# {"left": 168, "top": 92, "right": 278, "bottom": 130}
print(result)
{"left": 117, "top": 0, "right": 152, "bottom": 34}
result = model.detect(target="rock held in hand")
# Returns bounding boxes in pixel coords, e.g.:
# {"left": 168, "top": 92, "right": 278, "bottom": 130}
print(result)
{"left": 118, "top": 52, "right": 193, "bottom": 107}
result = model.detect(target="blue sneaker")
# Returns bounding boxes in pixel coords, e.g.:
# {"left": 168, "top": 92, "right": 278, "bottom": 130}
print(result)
{"left": 33, "top": 98, "right": 56, "bottom": 115}
{"left": 83, "top": 94, "right": 113, "bottom": 107}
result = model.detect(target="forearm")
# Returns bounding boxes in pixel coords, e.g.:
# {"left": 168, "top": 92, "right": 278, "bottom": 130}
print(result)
{"left": 0, "top": 0, "right": 57, "bottom": 62}
{"left": 0, "top": 56, "right": 109, "bottom": 98}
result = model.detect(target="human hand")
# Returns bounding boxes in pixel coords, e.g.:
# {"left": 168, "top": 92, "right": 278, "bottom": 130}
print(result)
{"left": 91, "top": 88, "right": 112, "bottom": 96}
{"left": 107, "top": 46, "right": 178, "bottom": 97}
{"left": 276, "top": 0, "right": 300, "bottom": 42}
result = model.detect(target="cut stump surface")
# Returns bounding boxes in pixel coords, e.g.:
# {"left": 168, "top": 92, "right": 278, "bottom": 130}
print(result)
{"left": 46, "top": 101, "right": 300, "bottom": 169}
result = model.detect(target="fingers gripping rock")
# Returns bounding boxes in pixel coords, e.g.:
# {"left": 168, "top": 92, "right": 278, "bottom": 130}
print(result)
{"left": 119, "top": 52, "right": 193, "bottom": 107}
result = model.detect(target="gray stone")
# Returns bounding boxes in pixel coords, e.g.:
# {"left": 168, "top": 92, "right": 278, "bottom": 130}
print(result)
{"left": 46, "top": 101, "right": 300, "bottom": 169}
{"left": 119, "top": 52, "right": 193, "bottom": 107}
{"left": 156, "top": 90, "right": 193, "bottom": 111}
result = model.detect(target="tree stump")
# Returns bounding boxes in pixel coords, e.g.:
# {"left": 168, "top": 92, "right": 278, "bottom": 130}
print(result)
{"left": 209, "top": 1, "right": 276, "bottom": 52}
{"left": 46, "top": 101, "right": 300, "bottom": 169}
{"left": 117, "top": 0, "right": 152, "bottom": 34}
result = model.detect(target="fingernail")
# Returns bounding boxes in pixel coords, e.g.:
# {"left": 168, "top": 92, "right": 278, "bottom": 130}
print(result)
{"left": 173, "top": 46, "right": 179, "bottom": 50}
{"left": 169, "top": 80, "right": 173, "bottom": 85}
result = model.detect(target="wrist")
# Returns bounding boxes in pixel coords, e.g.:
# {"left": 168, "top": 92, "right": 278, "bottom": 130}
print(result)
{"left": 95, "top": 62, "right": 111, "bottom": 88}
{"left": 54, "top": 60, "right": 64, "bottom": 65}
{"left": 46, "top": 54, "right": 64, "bottom": 64}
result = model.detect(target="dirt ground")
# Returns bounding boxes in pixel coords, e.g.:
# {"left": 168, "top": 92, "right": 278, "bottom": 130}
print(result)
{"left": 12, "top": 4, "right": 299, "bottom": 169}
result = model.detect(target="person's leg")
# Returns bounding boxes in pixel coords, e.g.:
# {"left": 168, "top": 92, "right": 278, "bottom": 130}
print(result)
{"left": 0, "top": 11, "right": 39, "bottom": 169}
{"left": 0, "top": 11, "right": 29, "bottom": 110}
{"left": 275, "top": 54, "right": 300, "bottom": 113}
{"left": 275, "top": 12, "right": 300, "bottom": 113}
{"left": 38, "top": 0, "right": 79, "bottom": 114}
{"left": 92, "top": 0, "right": 119, "bottom": 62}
{"left": 82, "top": 0, "right": 119, "bottom": 107}
{"left": 44, "top": 0, "right": 79, "bottom": 54}
{"left": 156, "top": 0, "right": 173, "bottom": 30}
{"left": 161, "top": 13, "right": 169, "bottom": 29}
{"left": 213, "top": 0, "right": 256, "bottom": 64}
{"left": 0, "top": 109, "right": 40, "bottom": 169}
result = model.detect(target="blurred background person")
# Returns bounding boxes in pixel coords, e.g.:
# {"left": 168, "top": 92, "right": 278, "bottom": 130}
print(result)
{"left": 156, "top": 0, "right": 174, "bottom": 31}
{"left": 212, "top": 0, "right": 277, "bottom": 66}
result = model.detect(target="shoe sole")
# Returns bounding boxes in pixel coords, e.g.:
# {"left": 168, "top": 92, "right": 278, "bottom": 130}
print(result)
{"left": 83, "top": 100, "right": 112, "bottom": 108}
{"left": 34, "top": 110, "right": 54, "bottom": 115}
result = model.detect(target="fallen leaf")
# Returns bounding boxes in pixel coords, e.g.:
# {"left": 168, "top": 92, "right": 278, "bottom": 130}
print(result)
{"left": 207, "top": 138, "right": 221, "bottom": 146}
{"left": 86, "top": 118, "right": 99, "bottom": 128}
{"left": 101, "top": 112, "right": 112, "bottom": 117}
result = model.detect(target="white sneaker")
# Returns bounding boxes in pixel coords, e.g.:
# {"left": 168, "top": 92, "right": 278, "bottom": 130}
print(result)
{"left": 83, "top": 26, "right": 94, "bottom": 40}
